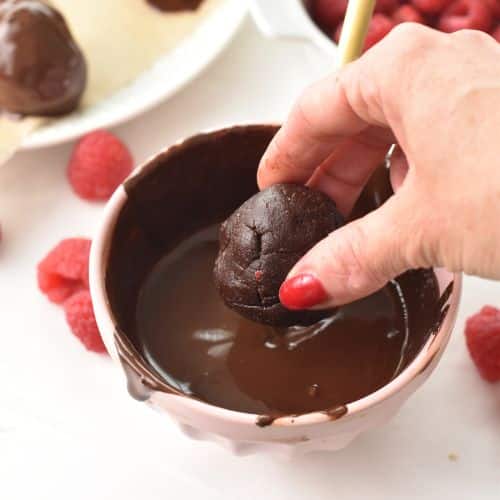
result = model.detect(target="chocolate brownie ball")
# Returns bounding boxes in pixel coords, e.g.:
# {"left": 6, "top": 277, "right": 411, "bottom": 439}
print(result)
{"left": 214, "top": 184, "right": 344, "bottom": 326}
{"left": 0, "top": 0, "right": 87, "bottom": 116}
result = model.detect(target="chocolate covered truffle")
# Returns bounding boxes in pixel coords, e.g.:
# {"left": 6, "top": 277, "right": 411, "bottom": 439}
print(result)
{"left": 214, "top": 184, "right": 344, "bottom": 326}
{"left": 0, "top": 0, "right": 87, "bottom": 116}
{"left": 146, "top": 0, "right": 203, "bottom": 11}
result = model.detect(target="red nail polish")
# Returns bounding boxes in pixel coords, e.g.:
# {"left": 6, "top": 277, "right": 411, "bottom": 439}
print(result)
{"left": 279, "top": 274, "right": 328, "bottom": 310}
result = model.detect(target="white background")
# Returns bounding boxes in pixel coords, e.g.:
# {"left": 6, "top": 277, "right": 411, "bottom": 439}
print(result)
{"left": 1, "top": 17, "right": 500, "bottom": 500}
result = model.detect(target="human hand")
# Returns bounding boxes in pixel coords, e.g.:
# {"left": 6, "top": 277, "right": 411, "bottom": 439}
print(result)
{"left": 257, "top": 24, "right": 500, "bottom": 309}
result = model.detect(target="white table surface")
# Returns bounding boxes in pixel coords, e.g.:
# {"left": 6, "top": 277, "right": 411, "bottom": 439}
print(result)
{"left": 1, "top": 16, "right": 500, "bottom": 500}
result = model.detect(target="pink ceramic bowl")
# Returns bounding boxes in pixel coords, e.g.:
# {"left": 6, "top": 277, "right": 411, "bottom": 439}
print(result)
{"left": 89, "top": 124, "right": 461, "bottom": 458}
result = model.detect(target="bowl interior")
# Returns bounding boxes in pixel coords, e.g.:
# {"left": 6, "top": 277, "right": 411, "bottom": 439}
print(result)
{"left": 106, "top": 125, "right": 276, "bottom": 346}
{"left": 101, "top": 124, "right": 456, "bottom": 423}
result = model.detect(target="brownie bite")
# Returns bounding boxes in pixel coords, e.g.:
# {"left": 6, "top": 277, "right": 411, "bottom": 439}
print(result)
{"left": 214, "top": 184, "right": 344, "bottom": 326}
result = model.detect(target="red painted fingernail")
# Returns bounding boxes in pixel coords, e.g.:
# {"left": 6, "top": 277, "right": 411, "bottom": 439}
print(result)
{"left": 279, "top": 274, "right": 328, "bottom": 310}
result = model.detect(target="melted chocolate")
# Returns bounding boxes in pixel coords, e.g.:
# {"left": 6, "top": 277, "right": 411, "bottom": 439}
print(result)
{"left": 146, "top": 0, "right": 203, "bottom": 12}
{"left": 0, "top": 0, "right": 86, "bottom": 116}
{"left": 135, "top": 229, "right": 438, "bottom": 415}
{"left": 105, "top": 125, "right": 448, "bottom": 421}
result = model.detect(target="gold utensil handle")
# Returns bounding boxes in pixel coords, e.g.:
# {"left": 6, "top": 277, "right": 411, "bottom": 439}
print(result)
{"left": 337, "top": 0, "right": 376, "bottom": 68}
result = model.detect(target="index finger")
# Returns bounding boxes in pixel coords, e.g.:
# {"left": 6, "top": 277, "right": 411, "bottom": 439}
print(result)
{"left": 257, "top": 56, "right": 392, "bottom": 199}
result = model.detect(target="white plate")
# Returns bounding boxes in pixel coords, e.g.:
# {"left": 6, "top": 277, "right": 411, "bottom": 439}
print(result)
{"left": 249, "top": 0, "right": 337, "bottom": 56}
{"left": 22, "top": 0, "right": 247, "bottom": 150}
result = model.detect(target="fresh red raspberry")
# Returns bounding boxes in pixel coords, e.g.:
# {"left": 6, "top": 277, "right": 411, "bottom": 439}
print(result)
{"left": 438, "top": 0, "right": 493, "bottom": 32}
{"left": 465, "top": 306, "right": 500, "bottom": 382}
{"left": 375, "top": 0, "right": 399, "bottom": 14}
{"left": 311, "top": 0, "right": 348, "bottom": 30}
{"left": 64, "top": 291, "right": 107, "bottom": 354}
{"left": 67, "top": 130, "right": 133, "bottom": 201}
{"left": 333, "top": 14, "right": 395, "bottom": 48}
{"left": 37, "top": 238, "right": 91, "bottom": 304}
{"left": 333, "top": 21, "right": 343, "bottom": 43}
{"left": 492, "top": 24, "right": 500, "bottom": 40}
{"left": 411, "top": 0, "right": 452, "bottom": 14}
{"left": 410, "top": 0, "right": 453, "bottom": 14}
{"left": 364, "top": 14, "right": 395, "bottom": 49}
{"left": 393, "top": 4, "right": 425, "bottom": 23}
{"left": 485, "top": 0, "right": 500, "bottom": 19}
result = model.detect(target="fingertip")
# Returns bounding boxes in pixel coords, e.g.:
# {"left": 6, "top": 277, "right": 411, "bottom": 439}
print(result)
{"left": 279, "top": 272, "right": 330, "bottom": 310}
{"left": 256, "top": 130, "right": 285, "bottom": 190}
{"left": 256, "top": 157, "right": 271, "bottom": 190}
{"left": 283, "top": 203, "right": 410, "bottom": 308}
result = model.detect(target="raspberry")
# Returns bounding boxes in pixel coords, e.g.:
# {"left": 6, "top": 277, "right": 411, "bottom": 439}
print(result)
{"left": 312, "top": 0, "right": 348, "bottom": 30}
{"left": 364, "top": 14, "right": 395, "bottom": 49}
{"left": 334, "top": 14, "right": 395, "bottom": 49}
{"left": 64, "top": 291, "right": 107, "bottom": 353}
{"left": 333, "top": 21, "right": 343, "bottom": 43}
{"left": 492, "top": 24, "right": 500, "bottom": 40}
{"left": 438, "top": 0, "right": 493, "bottom": 32}
{"left": 465, "top": 306, "right": 500, "bottom": 382}
{"left": 67, "top": 130, "right": 133, "bottom": 201}
{"left": 393, "top": 4, "right": 425, "bottom": 23}
{"left": 411, "top": 0, "right": 452, "bottom": 14}
{"left": 37, "top": 238, "right": 91, "bottom": 304}
{"left": 375, "top": 0, "right": 399, "bottom": 14}
{"left": 486, "top": 0, "right": 500, "bottom": 19}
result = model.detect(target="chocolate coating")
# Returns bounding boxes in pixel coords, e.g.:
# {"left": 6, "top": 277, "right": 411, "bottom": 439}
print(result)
{"left": 0, "top": 0, "right": 86, "bottom": 116}
{"left": 214, "top": 184, "right": 344, "bottom": 326}
{"left": 146, "top": 0, "right": 203, "bottom": 12}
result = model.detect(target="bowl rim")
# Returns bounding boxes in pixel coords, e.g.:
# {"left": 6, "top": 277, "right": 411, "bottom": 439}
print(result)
{"left": 90, "top": 123, "right": 462, "bottom": 429}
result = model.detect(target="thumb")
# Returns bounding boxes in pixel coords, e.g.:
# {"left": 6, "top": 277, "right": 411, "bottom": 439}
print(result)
{"left": 279, "top": 192, "right": 430, "bottom": 309}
